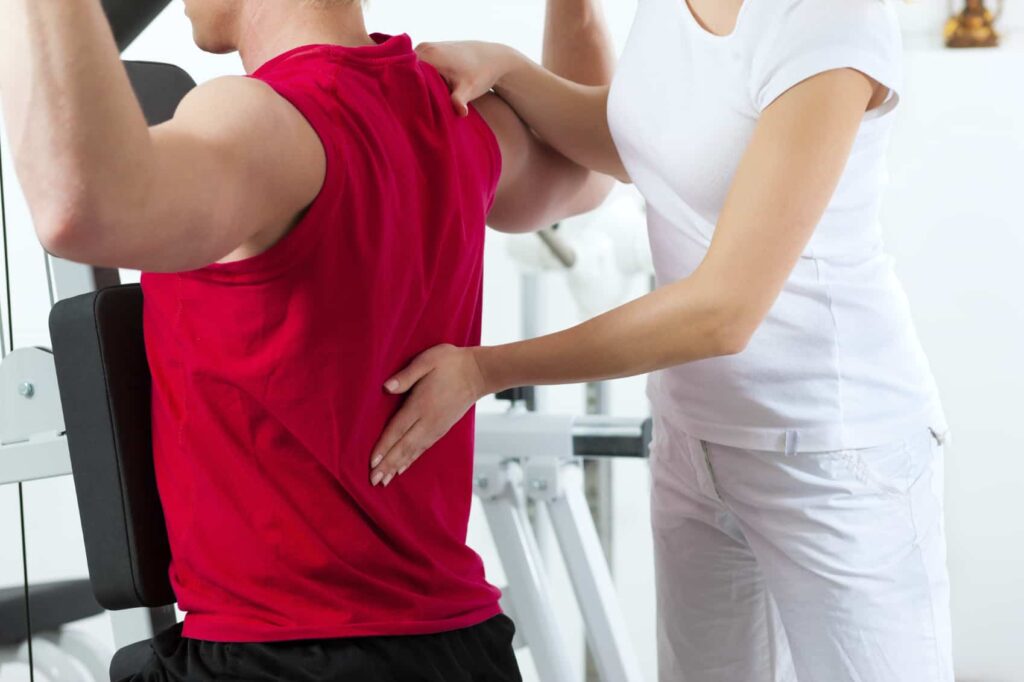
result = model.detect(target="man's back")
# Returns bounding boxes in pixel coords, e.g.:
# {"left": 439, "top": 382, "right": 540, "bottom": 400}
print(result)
{"left": 141, "top": 35, "right": 502, "bottom": 642}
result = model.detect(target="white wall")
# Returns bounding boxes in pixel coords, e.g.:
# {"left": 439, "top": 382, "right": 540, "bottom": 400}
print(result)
{"left": 882, "top": 43, "right": 1024, "bottom": 681}
{"left": 2, "top": 2, "right": 1023, "bottom": 681}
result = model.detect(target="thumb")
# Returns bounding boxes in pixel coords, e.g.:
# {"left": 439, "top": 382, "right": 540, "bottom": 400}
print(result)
{"left": 451, "top": 88, "right": 472, "bottom": 118}
{"left": 384, "top": 356, "right": 433, "bottom": 394}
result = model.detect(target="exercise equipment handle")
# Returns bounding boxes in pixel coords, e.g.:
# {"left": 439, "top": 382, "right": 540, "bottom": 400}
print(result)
{"left": 101, "top": 0, "right": 172, "bottom": 52}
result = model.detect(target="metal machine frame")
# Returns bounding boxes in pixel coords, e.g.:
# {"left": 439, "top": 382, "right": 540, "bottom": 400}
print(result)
{"left": 475, "top": 410, "right": 649, "bottom": 682}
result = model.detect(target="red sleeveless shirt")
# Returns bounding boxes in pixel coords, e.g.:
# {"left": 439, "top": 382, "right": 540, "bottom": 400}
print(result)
{"left": 141, "top": 34, "right": 502, "bottom": 642}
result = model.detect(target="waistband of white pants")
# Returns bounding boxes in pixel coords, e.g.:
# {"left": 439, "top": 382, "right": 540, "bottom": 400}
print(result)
{"left": 649, "top": 395, "right": 949, "bottom": 455}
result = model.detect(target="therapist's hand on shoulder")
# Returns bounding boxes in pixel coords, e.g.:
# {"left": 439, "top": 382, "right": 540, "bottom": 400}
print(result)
{"left": 369, "top": 345, "right": 489, "bottom": 487}
{"left": 416, "top": 41, "right": 518, "bottom": 117}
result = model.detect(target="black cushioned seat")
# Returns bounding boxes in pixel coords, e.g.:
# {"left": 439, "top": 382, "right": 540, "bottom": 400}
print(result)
{"left": 108, "top": 638, "right": 155, "bottom": 681}
{"left": 0, "top": 580, "right": 103, "bottom": 646}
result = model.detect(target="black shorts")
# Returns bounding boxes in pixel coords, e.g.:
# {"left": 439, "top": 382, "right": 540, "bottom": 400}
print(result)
{"left": 121, "top": 615, "right": 522, "bottom": 682}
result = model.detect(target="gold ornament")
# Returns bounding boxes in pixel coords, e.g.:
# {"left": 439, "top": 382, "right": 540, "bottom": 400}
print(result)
{"left": 945, "top": 0, "right": 1004, "bottom": 48}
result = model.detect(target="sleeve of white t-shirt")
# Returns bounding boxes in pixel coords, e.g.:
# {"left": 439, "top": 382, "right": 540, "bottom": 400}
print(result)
{"left": 750, "top": 0, "right": 903, "bottom": 115}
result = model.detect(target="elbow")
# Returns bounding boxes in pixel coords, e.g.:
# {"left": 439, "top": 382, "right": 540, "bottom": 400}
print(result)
{"left": 486, "top": 173, "right": 616, "bottom": 235}
{"left": 35, "top": 211, "right": 78, "bottom": 258}
{"left": 486, "top": 208, "right": 550, "bottom": 235}
{"left": 714, "top": 327, "right": 752, "bottom": 357}
{"left": 573, "top": 172, "right": 617, "bottom": 215}
{"left": 686, "top": 274, "right": 762, "bottom": 358}
{"left": 33, "top": 198, "right": 99, "bottom": 261}
{"left": 709, "top": 307, "right": 758, "bottom": 358}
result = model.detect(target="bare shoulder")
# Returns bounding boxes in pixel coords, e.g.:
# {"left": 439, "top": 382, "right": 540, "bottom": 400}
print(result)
{"left": 157, "top": 75, "right": 325, "bottom": 207}
{"left": 169, "top": 76, "right": 313, "bottom": 143}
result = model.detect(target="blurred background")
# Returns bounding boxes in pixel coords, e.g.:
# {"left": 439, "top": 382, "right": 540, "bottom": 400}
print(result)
{"left": 1, "top": 1, "right": 1022, "bottom": 680}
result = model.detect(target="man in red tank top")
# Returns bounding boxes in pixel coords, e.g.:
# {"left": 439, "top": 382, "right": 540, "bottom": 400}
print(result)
{"left": 1, "top": 0, "right": 613, "bottom": 678}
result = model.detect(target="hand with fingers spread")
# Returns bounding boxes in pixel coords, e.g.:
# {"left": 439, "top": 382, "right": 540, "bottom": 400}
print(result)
{"left": 370, "top": 344, "right": 491, "bottom": 487}
{"left": 415, "top": 41, "right": 520, "bottom": 117}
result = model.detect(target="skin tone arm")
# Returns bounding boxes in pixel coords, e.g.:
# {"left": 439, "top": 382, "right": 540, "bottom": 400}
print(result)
{"left": 476, "top": 0, "right": 616, "bottom": 233}
{"left": 543, "top": 0, "right": 616, "bottom": 86}
{"left": 0, "top": 0, "right": 618, "bottom": 268}
{"left": 417, "top": 41, "right": 628, "bottom": 182}
{"left": 0, "top": 0, "right": 324, "bottom": 273}
{"left": 369, "top": 67, "right": 886, "bottom": 483}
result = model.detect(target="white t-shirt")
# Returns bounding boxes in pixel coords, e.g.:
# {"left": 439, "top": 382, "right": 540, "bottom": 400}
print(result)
{"left": 607, "top": 0, "right": 946, "bottom": 452}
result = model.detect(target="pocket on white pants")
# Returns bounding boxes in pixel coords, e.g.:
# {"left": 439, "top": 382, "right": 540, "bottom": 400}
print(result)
{"left": 838, "top": 427, "right": 942, "bottom": 498}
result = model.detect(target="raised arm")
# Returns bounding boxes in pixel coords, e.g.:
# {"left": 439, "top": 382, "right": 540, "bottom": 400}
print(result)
{"left": 543, "top": 0, "right": 616, "bottom": 87}
{"left": 475, "top": 0, "right": 617, "bottom": 233}
{"left": 0, "top": 0, "right": 323, "bottom": 273}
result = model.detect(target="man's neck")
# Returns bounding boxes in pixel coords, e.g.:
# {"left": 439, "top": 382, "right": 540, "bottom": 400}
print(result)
{"left": 237, "top": 2, "right": 375, "bottom": 74}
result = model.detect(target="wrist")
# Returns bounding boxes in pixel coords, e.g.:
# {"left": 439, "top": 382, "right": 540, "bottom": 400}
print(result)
{"left": 470, "top": 345, "right": 508, "bottom": 397}
{"left": 493, "top": 46, "right": 529, "bottom": 92}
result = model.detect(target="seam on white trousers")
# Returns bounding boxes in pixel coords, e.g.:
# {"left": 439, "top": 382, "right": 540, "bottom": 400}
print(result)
{"left": 907, "top": 447, "right": 943, "bottom": 681}
{"left": 699, "top": 439, "right": 723, "bottom": 500}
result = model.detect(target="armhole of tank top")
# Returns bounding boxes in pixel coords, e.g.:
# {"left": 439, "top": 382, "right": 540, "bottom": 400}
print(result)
{"left": 187, "top": 77, "right": 339, "bottom": 284}
{"left": 468, "top": 105, "right": 503, "bottom": 213}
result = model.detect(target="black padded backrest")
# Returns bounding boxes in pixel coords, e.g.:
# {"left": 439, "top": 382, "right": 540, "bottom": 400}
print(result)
{"left": 50, "top": 285, "right": 174, "bottom": 609}
{"left": 123, "top": 61, "right": 197, "bottom": 126}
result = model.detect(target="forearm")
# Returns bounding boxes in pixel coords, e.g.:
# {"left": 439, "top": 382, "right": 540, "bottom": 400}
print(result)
{"left": 495, "top": 51, "right": 626, "bottom": 180}
{"left": 476, "top": 275, "right": 746, "bottom": 392}
{"left": 543, "top": 0, "right": 616, "bottom": 86}
{"left": 0, "top": 0, "right": 152, "bottom": 242}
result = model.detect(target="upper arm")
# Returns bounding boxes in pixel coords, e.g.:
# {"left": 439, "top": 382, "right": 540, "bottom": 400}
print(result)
{"left": 692, "top": 68, "right": 877, "bottom": 342}
{"left": 474, "top": 93, "right": 613, "bottom": 233}
{"left": 60, "top": 76, "right": 325, "bottom": 272}
{"left": 692, "top": 0, "right": 902, "bottom": 346}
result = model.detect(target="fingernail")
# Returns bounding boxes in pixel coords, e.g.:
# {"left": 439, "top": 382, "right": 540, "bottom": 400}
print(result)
{"left": 371, "top": 471, "right": 385, "bottom": 486}
{"left": 385, "top": 379, "right": 399, "bottom": 393}
{"left": 383, "top": 473, "right": 396, "bottom": 487}
{"left": 398, "top": 465, "right": 408, "bottom": 476}
{"left": 371, "top": 454, "right": 383, "bottom": 469}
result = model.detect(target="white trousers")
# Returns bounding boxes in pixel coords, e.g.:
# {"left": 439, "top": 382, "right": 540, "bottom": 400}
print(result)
{"left": 650, "top": 415, "right": 954, "bottom": 682}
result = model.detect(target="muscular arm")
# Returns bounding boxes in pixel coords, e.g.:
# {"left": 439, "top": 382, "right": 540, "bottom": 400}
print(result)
{"left": 0, "top": 0, "right": 322, "bottom": 273}
{"left": 479, "top": 0, "right": 617, "bottom": 233}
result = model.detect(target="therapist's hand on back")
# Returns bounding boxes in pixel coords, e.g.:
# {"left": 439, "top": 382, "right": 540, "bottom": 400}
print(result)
{"left": 369, "top": 345, "right": 490, "bottom": 486}
{"left": 416, "top": 41, "right": 518, "bottom": 117}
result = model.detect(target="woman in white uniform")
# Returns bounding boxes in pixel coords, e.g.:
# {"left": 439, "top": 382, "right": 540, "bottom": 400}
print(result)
{"left": 369, "top": 0, "right": 953, "bottom": 679}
